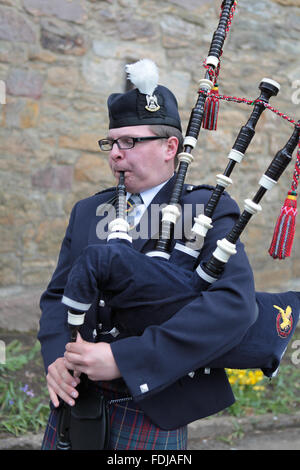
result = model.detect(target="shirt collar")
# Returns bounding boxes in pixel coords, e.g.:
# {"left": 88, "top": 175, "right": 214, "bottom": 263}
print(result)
{"left": 127, "top": 176, "right": 172, "bottom": 208}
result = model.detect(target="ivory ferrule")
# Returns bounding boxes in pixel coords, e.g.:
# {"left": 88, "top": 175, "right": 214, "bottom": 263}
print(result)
{"left": 216, "top": 174, "right": 233, "bottom": 188}
{"left": 183, "top": 136, "right": 197, "bottom": 149}
{"left": 107, "top": 232, "right": 132, "bottom": 243}
{"left": 161, "top": 204, "right": 181, "bottom": 224}
{"left": 259, "top": 174, "right": 277, "bottom": 191}
{"left": 213, "top": 238, "right": 237, "bottom": 263}
{"left": 262, "top": 77, "right": 281, "bottom": 91}
{"left": 206, "top": 55, "right": 219, "bottom": 68}
{"left": 108, "top": 217, "right": 130, "bottom": 233}
{"left": 198, "top": 78, "right": 214, "bottom": 91}
{"left": 244, "top": 198, "right": 262, "bottom": 215}
{"left": 178, "top": 152, "right": 194, "bottom": 165}
{"left": 191, "top": 214, "right": 213, "bottom": 238}
{"left": 68, "top": 311, "right": 86, "bottom": 326}
{"left": 228, "top": 148, "right": 244, "bottom": 163}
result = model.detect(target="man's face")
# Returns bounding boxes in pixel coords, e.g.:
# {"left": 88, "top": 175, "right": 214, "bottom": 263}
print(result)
{"left": 107, "top": 125, "right": 177, "bottom": 193}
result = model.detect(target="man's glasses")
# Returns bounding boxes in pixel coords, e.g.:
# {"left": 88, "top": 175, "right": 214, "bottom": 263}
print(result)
{"left": 98, "top": 136, "right": 167, "bottom": 151}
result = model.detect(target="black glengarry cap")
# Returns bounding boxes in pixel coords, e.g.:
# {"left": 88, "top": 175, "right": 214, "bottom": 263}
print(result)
{"left": 107, "top": 59, "right": 182, "bottom": 131}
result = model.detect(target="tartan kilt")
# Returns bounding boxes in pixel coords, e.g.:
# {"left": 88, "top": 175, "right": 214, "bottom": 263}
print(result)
{"left": 41, "top": 383, "right": 187, "bottom": 451}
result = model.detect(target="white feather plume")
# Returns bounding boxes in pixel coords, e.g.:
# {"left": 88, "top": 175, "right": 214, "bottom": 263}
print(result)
{"left": 125, "top": 59, "right": 159, "bottom": 96}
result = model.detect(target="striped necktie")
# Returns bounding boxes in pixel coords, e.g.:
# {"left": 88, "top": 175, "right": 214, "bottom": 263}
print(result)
{"left": 126, "top": 193, "right": 143, "bottom": 228}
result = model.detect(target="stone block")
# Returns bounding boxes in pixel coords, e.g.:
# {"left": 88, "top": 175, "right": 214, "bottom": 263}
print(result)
{"left": 21, "top": 259, "right": 56, "bottom": 286}
{"left": 47, "top": 66, "right": 79, "bottom": 90}
{"left": 59, "top": 133, "right": 100, "bottom": 152}
{"left": 0, "top": 41, "right": 28, "bottom": 64}
{"left": 28, "top": 45, "right": 57, "bottom": 63}
{"left": 74, "top": 153, "right": 111, "bottom": 183}
{"left": 41, "top": 29, "right": 86, "bottom": 56}
{"left": 4, "top": 98, "right": 39, "bottom": 129}
{"left": 0, "top": 6, "right": 36, "bottom": 43}
{"left": 0, "top": 286, "right": 43, "bottom": 331}
{"left": 0, "top": 255, "right": 20, "bottom": 287}
{"left": 32, "top": 166, "right": 73, "bottom": 191}
{"left": 92, "top": 39, "right": 166, "bottom": 71}
{"left": 271, "top": 0, "right": 300, "bottom": 5}
{"left": 160, "top": 15, "right": 201, "bottom": 48}
{"left": 40, "top": 17, "right": 87, "bottom": 56}
{"left": 23, "top": 0, "right": 88, "bottom": 24}
{"left": 116, "top": 14, "right": 156, "bottom": 41}
{"left": 167, "top": 0, "right": 210, "bottom": 9}
{"left": 81, "top": 57, "right": 123, "bottom": 95}
{"left": 34, "top": 218, "right": 68, "bottom": 256}
{"left": 6, "top": 68, "right": 44, "bottom": 99}
{"left": 160, "top": 69, "right": 191, "bottom": 107}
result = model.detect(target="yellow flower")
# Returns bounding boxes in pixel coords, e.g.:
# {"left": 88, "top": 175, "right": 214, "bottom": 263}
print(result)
{"left": 226, "top": 369, "right": 265, "bottom": 389}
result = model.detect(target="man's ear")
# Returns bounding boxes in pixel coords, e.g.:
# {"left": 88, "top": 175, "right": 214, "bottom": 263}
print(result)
{"left": 164, "top": 136, "right": 179, "bottom": 162}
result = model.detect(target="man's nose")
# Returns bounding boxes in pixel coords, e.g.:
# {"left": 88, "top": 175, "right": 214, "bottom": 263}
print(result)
{"left": 110, "top": 142, "right": 125, "bottom": 160}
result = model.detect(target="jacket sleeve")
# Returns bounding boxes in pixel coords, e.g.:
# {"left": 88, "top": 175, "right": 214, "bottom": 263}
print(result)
{"left": 37, "top": 203, "right": 77, "bottom": 372}
{"left": 110, "top": 193, "right": 257, "bottom": 400}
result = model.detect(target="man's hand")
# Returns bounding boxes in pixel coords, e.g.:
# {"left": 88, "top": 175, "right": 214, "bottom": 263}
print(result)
{"left": 64, "top": 333, "right": 121, "bottom": 381}
{"left": 46, "top": 357, "right": 81, "bottom": 408}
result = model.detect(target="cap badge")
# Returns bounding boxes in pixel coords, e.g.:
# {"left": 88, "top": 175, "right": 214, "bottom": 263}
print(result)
{"left": 273, "top": 304, "right": 293, "bottom": 338}
{"left": 145, "top": 94, "right": 160, "bottom": 112}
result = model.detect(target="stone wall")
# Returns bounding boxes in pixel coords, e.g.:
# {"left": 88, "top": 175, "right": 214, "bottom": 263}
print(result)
{"left": 0, "top": 0, "right": 299, "bottom": 331}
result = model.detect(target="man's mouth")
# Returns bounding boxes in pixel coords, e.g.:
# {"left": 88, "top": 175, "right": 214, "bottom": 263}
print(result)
{"left": 114, "top": 168, "right": 130, "bottom": 175}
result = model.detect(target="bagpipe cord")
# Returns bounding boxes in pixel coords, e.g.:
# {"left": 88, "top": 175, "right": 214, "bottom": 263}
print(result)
{"left": 199, "top": 87, "right": 300, "bottom": 259}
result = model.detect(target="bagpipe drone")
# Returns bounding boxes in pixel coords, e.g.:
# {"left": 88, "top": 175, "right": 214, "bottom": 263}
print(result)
{"left": 61, "top": 0, "right": 300, "bottom": 382}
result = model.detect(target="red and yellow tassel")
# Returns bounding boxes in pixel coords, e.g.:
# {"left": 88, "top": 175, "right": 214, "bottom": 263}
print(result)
{"left": 268, "top": 191, "right": 297, "bottom": 259}
{"left": 202, "top": 85, "right": 220, "bottom": 131}
{"left": 269, "top": 138, "right": 300, "bottom": 259}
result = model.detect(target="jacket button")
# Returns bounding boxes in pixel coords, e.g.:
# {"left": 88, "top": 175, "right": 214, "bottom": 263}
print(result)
{"left": 140, "top": 383, "right": 149, "bottom": 393}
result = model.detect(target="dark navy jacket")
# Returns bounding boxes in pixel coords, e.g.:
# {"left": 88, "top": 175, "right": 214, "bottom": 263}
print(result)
{"left": 38, "top": 175, "right": 257, "bottom": 429}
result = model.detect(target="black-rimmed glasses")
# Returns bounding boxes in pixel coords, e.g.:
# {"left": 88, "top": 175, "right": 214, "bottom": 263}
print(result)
{"left": 98, "top": 136, "right": 167, "bottom": 151}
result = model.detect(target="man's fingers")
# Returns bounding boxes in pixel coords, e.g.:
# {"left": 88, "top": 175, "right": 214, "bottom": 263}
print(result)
{"left": 76, "top": 332, "right": 84, "bottom": 343}
{"left": 64, "top": 350, "right": 86, "bottom": 365}
{"left": 47, "top": 385, "right": 60, "bottom": 408}
{"left": 47, "top": 373, "right": 78, "bottom": 406}
{"left": 46, "top": 358, "right": 80, "bottom": 406}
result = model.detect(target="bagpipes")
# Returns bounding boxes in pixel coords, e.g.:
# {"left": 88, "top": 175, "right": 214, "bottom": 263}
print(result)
{"left": 57, "top": 0, "right": 300, "bottom": 449}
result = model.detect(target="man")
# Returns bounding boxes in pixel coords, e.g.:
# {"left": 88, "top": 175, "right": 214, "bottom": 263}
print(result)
{"left": 38, "top": 60, "right": 256, "bottom": 450}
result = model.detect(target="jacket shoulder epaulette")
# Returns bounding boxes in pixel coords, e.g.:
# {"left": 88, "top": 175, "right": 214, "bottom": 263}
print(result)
{"left": 94, "top": 186, "right": 116, "bottom": 196}
{"left": 185, "top": 183, "right": 232, "bottom": 197}
{"left": 184, "top": 183, "right": 216, "bottom": 192}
